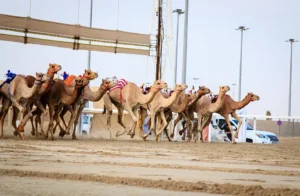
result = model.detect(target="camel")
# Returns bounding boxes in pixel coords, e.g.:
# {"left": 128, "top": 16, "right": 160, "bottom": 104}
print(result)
{"left": 0, "top": 72, "right": 48, "bottom": 139}
{"left": 41, "top": 75, "right": 85, "bottom": 140}
{"left": 52, "top": 70, "right": 98, "bottom": 137}
{"left": 193, "top": 86, "right": 230, "bottom": 143}
{"left": 136, "top": 86, "right": 211, "bottom": 141}
{"left": 54, "top": 78, "right": 115, "bottom": 139}
{"left": 142, "top": 84, "right": 188, "bottom": 141}
{"left": 32, "top": 70, "right": 97, "bottom": 139}
{"left": 103, "top": 80, "right": 167, "bottom": 139}
{"left": 13, "top": 64, "right": 62, "bottom": 137}
{"left": 169, "top": 86, "right": 211, "bottom": 140}
{"left": 215, "top": 93, "right": 260, "bottom": 141}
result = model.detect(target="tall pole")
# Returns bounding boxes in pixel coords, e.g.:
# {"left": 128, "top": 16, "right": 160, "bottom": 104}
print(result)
{"left": 156, "top": 0, "right": 163, "bottom": 80}
{"left": 87, "top": 0, "right": 93, "bottom": 71}
{"left": 286, "top": 39, "right": 298, "bottom": 116}
{"left": 172, "top": 9, "right": 184, "bottom": 88}
{"left": 236, "top": 26, "right": 249, "bottom": 101}
{"left": 181, "top": 0, "right": 189, "bottom": 84}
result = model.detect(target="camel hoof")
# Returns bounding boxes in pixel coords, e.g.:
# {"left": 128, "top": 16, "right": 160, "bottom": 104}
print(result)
{"left": 232, "top": 141, "right": 237, "bottom": 144}
{"left": 72, "top": 137, "right": 78, "bottom": 140}
{"left": 31, "top": 130, "right": 35, "bottom": 136}
{"left": 130, "top": 134, "right": 135, "bottom": 139}
{"left": 59, "top": 131, "right": 66, "bottom": 137}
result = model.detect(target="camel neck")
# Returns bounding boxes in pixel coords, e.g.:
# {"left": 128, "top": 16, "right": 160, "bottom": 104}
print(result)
{"left": 138, "top": 88, "right": 160, "bottom": 105}
{"left": 82, "top": 84, "right": 107, "bottom": 101}
{"left": 162, "top": 90, "right": 181, "bottom": 108}
{"left": 232, "top": 96, "right": 251, "bottom": 110}
{"left": 209, "top": 92, "right": 226, "bottom": 112}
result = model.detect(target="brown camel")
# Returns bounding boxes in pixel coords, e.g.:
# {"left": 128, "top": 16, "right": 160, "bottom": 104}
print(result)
{"left": 54, "top": 78, "right": 115, "bottom": 139}
{"left": 103, "top": 80, "right": 167, "bottom": 139}
{"left": 142, "top": 84, "right": 188, "bottom": 141}
{"left": 193, "top": 86, "right": 230, "bottom": 142}
{"left": 169, "top": 86, "right": 211, "bottom": 140}
{"left": 0, "top": 72, "right": 48, "bottom": 139}
{"left": 215, "top": 93, "right": 260, "bottom": 141}
{"left": 32, "top": 70, "right": 97, "bottom": 138}
{"left": 51, "top": 70, "right": 98, "bottom": 137}
{"left": 14, "top": 64, "right": 62, "bottom": 137}
{"left": 41, "top": 76, "right": 84, "bottom": 140}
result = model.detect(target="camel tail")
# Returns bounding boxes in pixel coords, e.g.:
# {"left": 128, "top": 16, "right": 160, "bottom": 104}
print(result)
{"left": 102, "top": 106, "right": 106, "bottom": 114}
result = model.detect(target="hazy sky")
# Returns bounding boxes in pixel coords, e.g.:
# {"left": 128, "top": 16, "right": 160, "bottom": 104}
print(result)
{"left": 0, "top": 0, "right": 299, "bottom": 116}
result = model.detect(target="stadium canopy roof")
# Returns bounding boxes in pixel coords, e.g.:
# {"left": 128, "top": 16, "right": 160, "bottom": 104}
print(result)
{"left": 0, "top": 14, "right": 152, "bottom": 56}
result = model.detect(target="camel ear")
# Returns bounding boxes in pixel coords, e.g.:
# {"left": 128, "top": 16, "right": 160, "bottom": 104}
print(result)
{"left": 85, "top": 69, "right": 87, "bottom": 73}
{"left": 49, "top": 63, "right": 52, "bottom": 67}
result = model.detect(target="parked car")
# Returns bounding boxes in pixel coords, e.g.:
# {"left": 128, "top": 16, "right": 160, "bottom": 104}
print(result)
{"left": 213, "top": 117, "right": 279, "bottom": 144}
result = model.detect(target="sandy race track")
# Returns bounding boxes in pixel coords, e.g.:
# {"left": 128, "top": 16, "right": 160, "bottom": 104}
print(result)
{"left": 1, "top": 134, "right": 300, "bottom": 195}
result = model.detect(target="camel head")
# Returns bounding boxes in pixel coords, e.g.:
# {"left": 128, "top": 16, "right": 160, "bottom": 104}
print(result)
{"left": 151, "top": 80, "right": 167, "bottom": 91}
{"left": 101, "top": 78, "right": 115, "bottom": 90}
{"left": 247, "top": 92, "right": 260, "bottom": 102}
{"left": 218, "top": 85, "right": 230, "bottom": 95}
{"left": 74, "top": 76, "right": 84, "bottom": 89}
{"left": 83, "top": 69, "right": 98, "bottom": 80}
{"left": 197, "top": 86, "right": 211, "bottom": 96}
{"left": 174, "top": 84, "right": 188, "bottom": 92}
{"left": 35, "top": 72, "right": 48, "bottom": 84}
{"left": 48, "top": 63, "right": 62, "bottom": 74}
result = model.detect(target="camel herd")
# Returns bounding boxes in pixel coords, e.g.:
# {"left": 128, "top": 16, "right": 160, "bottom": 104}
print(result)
{"left": 0, "top": 63, "right": 260, "bottom": 144}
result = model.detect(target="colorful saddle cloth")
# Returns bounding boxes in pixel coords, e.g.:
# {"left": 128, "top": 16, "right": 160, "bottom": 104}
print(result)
{"left": 107, "top": 78, "right": 128, "bottom": 104}
{"left": 64, "top": 75, "right": 76, "bottom": 86}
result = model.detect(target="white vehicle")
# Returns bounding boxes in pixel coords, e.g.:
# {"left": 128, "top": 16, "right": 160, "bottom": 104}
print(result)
{"left": 212, "top": 117, "right": 279, "bottom": 144}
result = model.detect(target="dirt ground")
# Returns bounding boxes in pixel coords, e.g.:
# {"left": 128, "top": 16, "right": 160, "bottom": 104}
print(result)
{"left": 1, "top": 132, "right": 300, "bottom": 195}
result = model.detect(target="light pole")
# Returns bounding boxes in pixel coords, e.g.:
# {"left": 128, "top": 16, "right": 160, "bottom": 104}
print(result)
{"left": 181, "top": 0, "right": 189, "bottom": 84}
{"left": 236, "top": 26, "right": 249, "bottom": 101}
{"left": 172, "top": 9, "right": 184, "bottom": 88}
{"left": 286, "top": 39, "right": 298, "bottom": 116}
{"left": 193, "top": 77, "right": 199, "bottom": 92}
{"left": 232, "top": 83, "right": 236, "bottom": 99}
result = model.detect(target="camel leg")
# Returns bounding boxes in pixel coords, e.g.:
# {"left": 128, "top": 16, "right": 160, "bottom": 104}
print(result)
{"left": 71, "top": 103, "right": 86, "bottom": 140}
{"left": 231, "top": 112, "right": 242, "bottom": 139}
{"left": 195, "top": 113, "right": 203, "bottom": 143}
{"left": 224, "top": 115, "right": 236, "bottom": 144}
{"left": 12, "top": 106, "right": 19, "bottom": 136}
{"left": 155, "top": 110, "right": 168, "bottom": 142}
{"left": 170, "top": 113, "right": 182, "bottom": 138}
{"left": 142, "top": 112, "right": 156, "bottom": 140}
{"left": 163, "top": 111, "right": 173, "bottom": 142}
{"left": 137, "top": 108, "right": 148, "bottom": 138}
{"left": 129, "top": 107, "right": 139, "bottom": 138}
{"left": 46, "top": 105, "right": 55, "bottom": 140}
{"left": 116, "top": 105, "right": 137, "bottom": 137}
{"left": 54, "top": 106, "right": 68, "bottom": 134}
{"left": 36, "top": 101, "right": 48, "bottom": 136}
{"left": 68, "top": 104, "right": 80, "bottom": 140}
{"left": 16, "top": 104, "right": 32, "bottom": 140}
{"left": 0, "top": 98, "right": 11, "bottom": 139}
{"left": 114, "top": 107, "right": 128, "bottom": 138}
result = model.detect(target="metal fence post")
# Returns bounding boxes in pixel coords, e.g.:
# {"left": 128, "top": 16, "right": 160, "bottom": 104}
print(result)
{"left": 293, "top": 119, "right": 295, "bottom": 137}
{"left": 278, "top": 119, "right": 280, "bottom": 137}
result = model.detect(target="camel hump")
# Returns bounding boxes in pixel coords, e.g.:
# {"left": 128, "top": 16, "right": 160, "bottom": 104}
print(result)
{"left": 24, "top": 75, "right": 35, "bottom": 88}
{"left": 211, "top": 95, "right": 219, "bottom": 103}
{"left": 64, "top": 75, "right": 76, "bottom": 86}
